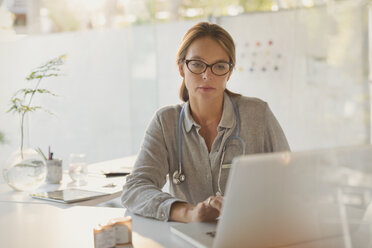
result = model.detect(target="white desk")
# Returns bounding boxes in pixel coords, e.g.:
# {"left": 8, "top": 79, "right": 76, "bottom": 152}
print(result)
{"left": 0, "top": 155, "right": 193, "bottom": 248}
{"left": 87, "top": 155, "right": 136, "bottom": 175}
{"left": 0, "top": 155, "right": 137, "bottom": 206}
{"left": 0, "top": 202, "right": 191, "bottom": 248}
{"left": 0, "top": 177, "right": 125, "bottom": 206}
{"left": 3, "top": 200, "right": 372, "bottom": 248}
{"left": 3, "top": 155, "right": 372, "bottom": 248}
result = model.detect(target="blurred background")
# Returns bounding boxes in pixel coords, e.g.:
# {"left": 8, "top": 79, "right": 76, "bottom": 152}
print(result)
{"left": 0, "top": 0, "right": 338, "bottom": 34}
{"left": 0, "top": 0, "right": 371, "bottom": 182}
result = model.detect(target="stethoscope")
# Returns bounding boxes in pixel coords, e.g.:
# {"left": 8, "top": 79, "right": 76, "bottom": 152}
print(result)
{"left": 172, "top": 96, "right": 246, "bottom": 196}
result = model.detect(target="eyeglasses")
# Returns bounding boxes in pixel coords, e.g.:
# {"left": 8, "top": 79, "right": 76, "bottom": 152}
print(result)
{"left": 184, "top": 59, "right": 232, "bottom": 76}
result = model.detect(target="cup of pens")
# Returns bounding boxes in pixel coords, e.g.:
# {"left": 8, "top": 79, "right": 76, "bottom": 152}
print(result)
{"left": 46, "top": 148, "right": 63, "bottom": 184}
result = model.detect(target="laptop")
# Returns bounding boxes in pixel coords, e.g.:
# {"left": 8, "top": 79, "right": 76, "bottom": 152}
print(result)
{"left": 171, "top": 145, "right": 372, "bottom": 248}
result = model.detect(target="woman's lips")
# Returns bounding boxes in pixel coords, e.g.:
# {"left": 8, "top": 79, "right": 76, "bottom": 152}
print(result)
{"left": 198, "top": 86, "right": 215, "bottom": 92}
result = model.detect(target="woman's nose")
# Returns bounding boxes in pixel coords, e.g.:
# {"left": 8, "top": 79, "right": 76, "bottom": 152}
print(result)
{"left": 202, "top": 67, "right": 214, "bottom": 80}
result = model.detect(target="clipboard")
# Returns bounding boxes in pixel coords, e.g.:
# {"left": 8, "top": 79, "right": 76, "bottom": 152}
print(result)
{"left": 30, "top": 189, "right": 110, "bottom": 203}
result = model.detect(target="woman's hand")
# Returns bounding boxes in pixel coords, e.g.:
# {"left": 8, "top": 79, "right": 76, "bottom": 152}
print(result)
{"left": 189, "top": 195, "right": 223, "bottom": 222}
{"left": 170, "top": 196, "right": 224, "bottom": 223}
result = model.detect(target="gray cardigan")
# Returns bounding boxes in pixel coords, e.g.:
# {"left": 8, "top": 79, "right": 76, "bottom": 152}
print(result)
{"left": 121, "top": 92, "right": 290, "bottom": 221}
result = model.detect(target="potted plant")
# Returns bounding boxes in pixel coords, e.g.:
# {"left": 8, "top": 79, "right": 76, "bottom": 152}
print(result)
{"left": 3, "top": 54, "right": 66, "bottom": 191}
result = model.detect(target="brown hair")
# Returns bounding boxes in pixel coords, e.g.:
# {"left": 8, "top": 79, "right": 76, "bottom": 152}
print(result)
{"left": 176, "top": 22, "right": 240, "bottom": 102}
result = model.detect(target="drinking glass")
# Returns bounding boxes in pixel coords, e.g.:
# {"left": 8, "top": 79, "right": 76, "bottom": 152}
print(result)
{"left": 68, "top": 153, "right": 88, "bottom": 184}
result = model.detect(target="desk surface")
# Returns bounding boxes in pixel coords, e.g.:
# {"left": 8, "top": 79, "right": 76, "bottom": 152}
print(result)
{"left": 0, "top": 155, "right": 137, "bottom": 206}
{"left": 0, "top": 202, "right": 190, "bottom": 248}
{"left": 2, "top": 201, "right": 370, "bottom": 248}
{"left": 2, "top": 153, "right": 372, "bottom": 248}
{"left": 0, "top": 155, "right": 192, "bottom": 248}
{"left": 0, "top": 175, "right": 125, "bottom": 206}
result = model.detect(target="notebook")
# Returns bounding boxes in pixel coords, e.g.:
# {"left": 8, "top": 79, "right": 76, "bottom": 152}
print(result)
{"left": 171, "top": 145, "right": 372, "bottom": 248}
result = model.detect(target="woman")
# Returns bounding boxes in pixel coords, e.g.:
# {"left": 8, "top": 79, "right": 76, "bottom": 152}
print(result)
{"left": 121, "top": 22, "right": 290, "bottom": 223}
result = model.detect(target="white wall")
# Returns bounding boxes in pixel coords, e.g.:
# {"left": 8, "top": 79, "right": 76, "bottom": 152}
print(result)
{"left": 1, "top": 29, "right": 134, "bottom": 170}
{"left": 219, "top": 2, "right": 370, "bottom": 150}
{"left": 0, "top": 21, "right": 199, "bottom": 176}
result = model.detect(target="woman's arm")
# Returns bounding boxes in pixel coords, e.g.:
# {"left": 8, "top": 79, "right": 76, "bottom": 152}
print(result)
{"left": 121, "top": 110, "right": 183, "bottom": 221}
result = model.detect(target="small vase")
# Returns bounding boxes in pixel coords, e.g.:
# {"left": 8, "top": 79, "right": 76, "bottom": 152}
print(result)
{"left": 3, "top": 148, "right": 47, "bottom": 191}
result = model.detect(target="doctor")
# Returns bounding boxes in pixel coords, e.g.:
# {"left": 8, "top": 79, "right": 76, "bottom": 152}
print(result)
{"left": 121, "top": 22, "right": 290, "bottom": 222}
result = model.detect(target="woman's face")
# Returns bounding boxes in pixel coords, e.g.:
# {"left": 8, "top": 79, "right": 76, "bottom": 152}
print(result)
{"left": 179, "top": 36, "right": 231, "bottom": 103}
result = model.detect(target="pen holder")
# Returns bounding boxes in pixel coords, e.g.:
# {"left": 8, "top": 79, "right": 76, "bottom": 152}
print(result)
{"left": 46, "top": 159, "right": 63, "bottom": 184}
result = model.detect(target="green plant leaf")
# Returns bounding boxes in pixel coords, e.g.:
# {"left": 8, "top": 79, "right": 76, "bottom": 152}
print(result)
{"left": 18, "top": 88, "right": 57, "bottom": 97}
{"left": 28, "top": 106, "right": 42, "bottom": 112}
{"left": 8, "top": 53, "right": 66, "bottom": 155}
{"left": 7, "top": 105, "right": 18, "bottom": 113}
{"left": 8, "top": 53, "right": 66, "bottom": 154}
{"left": 37, "top": 89, "right": 57, "bottom": 96}
{"left": 7, "top": 97, "right": 23, "bottom": 113}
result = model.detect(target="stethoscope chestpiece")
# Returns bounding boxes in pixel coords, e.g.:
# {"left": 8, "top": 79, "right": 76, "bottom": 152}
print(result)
{"left": 172, "top": 170, "right": 185, "bottom": 185}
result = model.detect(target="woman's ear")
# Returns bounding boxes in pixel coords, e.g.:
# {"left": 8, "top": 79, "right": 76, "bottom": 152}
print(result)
{"left": 178, "top": 63, "right": 185, "bottom": 78}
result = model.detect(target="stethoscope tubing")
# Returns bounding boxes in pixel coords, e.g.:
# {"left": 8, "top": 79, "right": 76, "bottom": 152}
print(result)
{"left": 174, "top": 95, "right": 246, "bottom": 195}
{"left": 177, "top": 106, "right": 185, "bottom": 177}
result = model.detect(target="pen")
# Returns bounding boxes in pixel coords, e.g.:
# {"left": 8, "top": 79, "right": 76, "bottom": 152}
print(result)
{"left": 104, "top": 172, "right": 130, "bottom": 178}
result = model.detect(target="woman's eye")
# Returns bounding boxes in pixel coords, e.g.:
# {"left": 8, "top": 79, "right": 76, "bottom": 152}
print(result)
{"left": 191, "top": 61, "right": 203, "bottom": 68}
{"left": 215, "top": 63, "right": 227, "bottom": 70}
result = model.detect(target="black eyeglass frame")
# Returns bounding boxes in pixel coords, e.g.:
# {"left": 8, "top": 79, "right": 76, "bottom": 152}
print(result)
{"left": 184, "top": 59, "right": 233, "bottom": 76}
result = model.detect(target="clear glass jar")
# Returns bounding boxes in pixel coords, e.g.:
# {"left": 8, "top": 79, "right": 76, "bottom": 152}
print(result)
{"left": 68, "top": 153, "right": 88, "bottom": 184}
{"left": 3, "top": 148, "right": 47, "bottom": 191}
